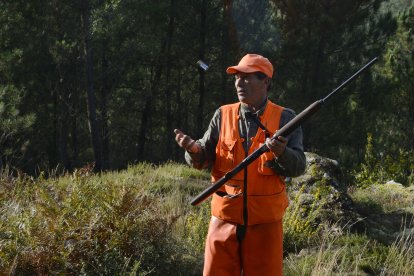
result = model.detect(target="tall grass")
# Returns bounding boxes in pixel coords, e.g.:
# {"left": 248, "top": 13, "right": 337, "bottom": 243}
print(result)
{"left": 284, "top": 177, "right": 414, "bottom": 275}
{"left": 1, "top": 162, "right": 413, "bottom": 275}
{"left": 284, "top": 217, "right": 414, "bottom": 275}
{"left": 380, "top": 220, "right": 414, "bottom": 275}
{"left": 0, "top": 162, "right": 210, "bottom": 275}
{"left": 350, "top": 183, "right": 414, "bottom": 213}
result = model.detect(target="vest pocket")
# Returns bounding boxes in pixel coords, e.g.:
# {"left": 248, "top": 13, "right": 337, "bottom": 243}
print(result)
{"left": 247, "top": 189, "right": 289, "bottom": 225}
{"left": 216, "top": 139, "right": 237, "bottom": 172}
{"left": 258, "top": 146, "right": 275, "bottom": 175}
{"left": 211, "top": 192, "right": 243, "bottom": 225}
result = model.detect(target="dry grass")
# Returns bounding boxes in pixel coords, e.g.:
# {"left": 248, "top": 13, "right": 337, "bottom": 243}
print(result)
{"left": 350, "top": 183, "right": 414, "bottom": 213}
{"left": 0, "top": 163, "right": 210, "bottom": 275}
{"left": 1, "top": 163, "right": 413, "bottom": 275}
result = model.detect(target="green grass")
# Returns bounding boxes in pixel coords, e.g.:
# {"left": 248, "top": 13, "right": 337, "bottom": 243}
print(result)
{"left": 1, "top": 162, "right": 413, "bottom": 275}
{"left": 284, "top": 222, "right": 414, "bottom": 275}
{"left": 0, "top": 162, "right": 210, "bottom": 275}
{"left": 350, "top": 183, "right": 414, "bottom": 213}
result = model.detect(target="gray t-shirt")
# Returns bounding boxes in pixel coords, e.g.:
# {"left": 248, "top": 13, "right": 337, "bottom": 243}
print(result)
{"left": 185, "top": 100, "right": 306, "bottom": 177}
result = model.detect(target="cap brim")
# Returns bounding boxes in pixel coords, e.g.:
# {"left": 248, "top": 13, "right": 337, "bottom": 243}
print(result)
{"left": 226, "top": 65, "right": 259, "bottom": 75}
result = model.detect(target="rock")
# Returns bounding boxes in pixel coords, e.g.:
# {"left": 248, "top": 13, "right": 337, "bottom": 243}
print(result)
{"left": 286, "top": 152, "right": 357, "bottom": 229}
{"left": 285, "top": 152, "right": 414, "bottom": 245}
{"left": 385, "top": 180, "right": 403, "bottom": 187}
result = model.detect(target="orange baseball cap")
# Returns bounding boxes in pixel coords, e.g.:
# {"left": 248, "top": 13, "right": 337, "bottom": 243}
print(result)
{"left": 226, "top": 54, "right": 273, "bottom": 78}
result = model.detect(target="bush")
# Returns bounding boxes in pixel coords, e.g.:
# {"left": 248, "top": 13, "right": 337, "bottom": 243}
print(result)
{"left": 354, "top": 133, "right": 414, "bottom": 187}
{"left": 0, "top": 162, "right": 210, "bottom": 275}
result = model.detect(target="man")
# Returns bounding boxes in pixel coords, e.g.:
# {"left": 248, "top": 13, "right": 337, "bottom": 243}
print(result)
{"left": 174, "top": 54, "right": 306, "bottom": 275}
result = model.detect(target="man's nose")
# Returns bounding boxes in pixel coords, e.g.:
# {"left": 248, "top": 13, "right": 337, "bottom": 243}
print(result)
{"left": 235, "top": 78, "right": 244, "bottom": 87}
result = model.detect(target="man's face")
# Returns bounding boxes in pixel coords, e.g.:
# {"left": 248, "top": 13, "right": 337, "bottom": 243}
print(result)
{"left": 234, "top": 72, "right": 269, "bottom": 108}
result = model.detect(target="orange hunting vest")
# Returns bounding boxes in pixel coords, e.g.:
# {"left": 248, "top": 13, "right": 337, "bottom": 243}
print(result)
{"left": 211, "top": 100, "right": 289, "bottom": 225}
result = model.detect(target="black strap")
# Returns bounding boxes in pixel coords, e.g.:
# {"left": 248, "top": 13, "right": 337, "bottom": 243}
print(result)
{"left": 236, "top": 224, "right": 246, "bottom": 242}
{"left": 237, "top": 152, "right": 249, "bottom": 242}
{"left": 245, "top": 111, "right": 271, "bottom": 137}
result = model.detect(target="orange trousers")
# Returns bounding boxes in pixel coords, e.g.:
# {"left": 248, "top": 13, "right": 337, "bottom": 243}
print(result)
{"left": 203, "top": 216, "right": 283, "bottom": 276}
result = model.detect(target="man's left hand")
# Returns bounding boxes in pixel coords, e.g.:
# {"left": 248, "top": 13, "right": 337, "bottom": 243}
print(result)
{"left": 265, "top": 136, "right": 288, "bottom": 157}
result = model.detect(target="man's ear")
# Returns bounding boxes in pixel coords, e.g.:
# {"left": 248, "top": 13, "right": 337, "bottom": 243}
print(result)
{"left": 265, "top": 78, "right": 272, "bottom": 91}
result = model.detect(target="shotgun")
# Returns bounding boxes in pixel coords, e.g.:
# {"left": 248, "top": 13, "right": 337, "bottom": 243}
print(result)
{"left": 191, "top": 57, "right": 378, "bottom": 206}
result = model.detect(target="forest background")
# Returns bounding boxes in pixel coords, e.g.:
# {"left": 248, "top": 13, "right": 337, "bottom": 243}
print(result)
{"left": 0, "top": 0, "right": 413, "bottom": 185}
{"left": 1, "top": 0, "right": 414, "bottom": 275}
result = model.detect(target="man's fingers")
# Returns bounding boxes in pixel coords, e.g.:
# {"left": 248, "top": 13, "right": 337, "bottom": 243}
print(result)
{"left": 174, "top": 129, "right": 185, "bottom": 145}
{"left": 174, "top": 129, "right": 183, "bottom": 143}
{"left": 277, "top": 136, "right": 288, "bottom": 144}
{"left": 265, "top": 138, "right": 274, "bottom": 147}
{"left": 174, "top": 128, "right": 200, "bottom": 153}
{"left": 267, "top": 136, "right": 287, "bottom": 145}
{"left": 174, "top": 129, "right": 186, "bottom": 143}
{"left": 181, "top": 135, "right": 192, "bottom": 147}
{"left": 266, "top": 136, "right": 288, "bottom": 157}
{"left": 174, "top": 128, "right": 194, "bottom": 149}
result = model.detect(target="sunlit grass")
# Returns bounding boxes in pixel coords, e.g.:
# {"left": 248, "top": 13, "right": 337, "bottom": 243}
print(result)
{"left": 350, "top": 183, "right": 414, "bottom": 213}
{"left": 284, "top": 222, "right": 414, "bottom": 275}
{"left": 0, "top": 162, "right": 210, "bottom": 275}
{"left": 1, "top": 163, "right": 413, "bottom": 275}
{"left": 283, "top": 181, "right": 414, "bottom": 276}
{"left": 381, "top": 220, "right": 414, "bottom": 275}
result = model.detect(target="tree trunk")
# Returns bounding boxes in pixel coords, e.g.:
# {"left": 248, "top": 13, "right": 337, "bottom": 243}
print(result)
{"left": 164, "top": 0, "right": 176, "bottom": 159}
{"left": 137, "top": 51, "right": 163, "bottom": 161}
{"left": 0, "top": 147, "right": 3, "bottom": 171}
{"left": 59, "top": 92, "right": 70, "bottom": 170}
{"left": 101, "top": 42, "right": 110, "bottom": 170}
{"left": 97, "top": 0, "right": 111, "bottom": 170}
{"left": 221, "top": 0, "right": 232, "bottom": 104}
{"left": 71, "top": 92, "right": 78, "bottom": 168}
{"left": 197, "top": 0, "right": 207, "bottom": 137}
{"left": 137, "top": 1, "right": 179, "bottom": 161}
{"left": 81, "top": 0, "right": 102, "bottom": 171}
{"left": 51, "top": 2, "right": 71, "bottom": 171}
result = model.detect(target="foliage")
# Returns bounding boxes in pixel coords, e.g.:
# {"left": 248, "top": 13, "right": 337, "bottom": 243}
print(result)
{"left": 283, "top": 183, "right": 327, "bottom": 253}
{"left": 1, "top": 161, "right": 414, "bottom": 274}
{"left": 285, "top": 179, "right": 414, "bottom": 275}
{"left": 269, "top": 0, "right": 397, "bottom": 169}
{"left": 0, "top": 85, "right": 35, "bottom": 168}
{"left": 0, "top": 0, "right": 413, "bottom": 273}
{"left": 284, "top": 225, "right": 412, "bottom": 275}
{"left": 354, "top": 133, "right": 414, "bottom": 187}
{"left": 351, "top": 182, "right": 414, "bottom": 213}
{"left": 381, "top": 224, "right": 414, "bottom": 275}
{"left": 0, "top": 162, "right": 210, "bottom": 275}
{"left": 0, "top": 0, "right": 410, "bottom": 175}
{"left": 354, "top": 4, "right": 414, "bottom": 187}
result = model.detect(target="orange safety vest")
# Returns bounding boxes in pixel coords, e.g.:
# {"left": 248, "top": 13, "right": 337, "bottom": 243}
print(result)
{"left": 211, "top": 100, "right": 289, "bottom": 225}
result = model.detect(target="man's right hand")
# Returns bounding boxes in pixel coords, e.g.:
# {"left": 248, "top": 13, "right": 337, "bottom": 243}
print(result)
{"left": 174, "top": 129, "right": 202, "bottom": 153}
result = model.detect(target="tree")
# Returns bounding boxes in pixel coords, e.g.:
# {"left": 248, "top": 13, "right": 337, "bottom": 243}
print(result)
{"left": 270, "top": 0, "right": 396, "bottom": 168}
{"left": 358, "top": 3, "right": 414, "bottom": 185}
{"left": 0, "top": 0, "right": 407, "bottom": 175}
{"left": 0, "top": 85, "right": 34, "bottom": 169}
{"left": 81, "top": 0, "right": 103, "bottom": 171}
{"left": 380, "top": 4, "right": 414, "bottom": 151}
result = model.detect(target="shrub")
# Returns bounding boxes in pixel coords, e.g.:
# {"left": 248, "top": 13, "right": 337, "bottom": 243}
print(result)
{"left": 283, "top": 183, "right": 329, "bottom": 253}
{"left": 354, "top": 133, "right": 414, "bottom": 187}
{"left": 0, "top": 162, "right": 210, "bottom": 275}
